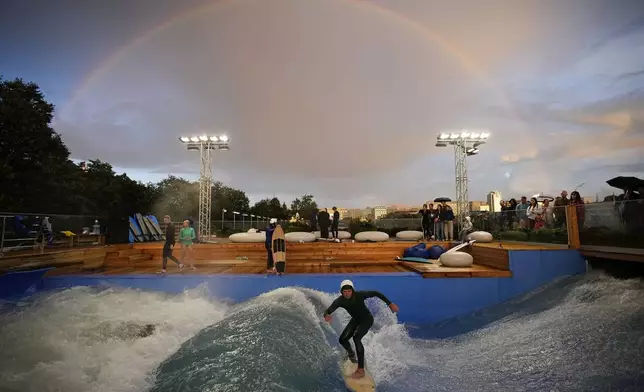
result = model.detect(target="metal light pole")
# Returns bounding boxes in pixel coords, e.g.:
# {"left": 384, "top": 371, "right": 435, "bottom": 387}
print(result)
{"left": 178, "top": 134, "right": 230, "bottom": 242}
{"left": 221, "top": 208, "right": 227, "bottom": 230}
{"left": 435, "top": 131, "right": 490, "bottom": 227}
{"left": 233, "top": 211, "right": 239, "bottom": 229}
{"left": 242, "top": 213, "right": 247, "bottom": 230}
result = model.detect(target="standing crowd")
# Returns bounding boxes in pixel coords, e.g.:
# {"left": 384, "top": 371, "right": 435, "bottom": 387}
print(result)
{"left": 497, "top": 190, "right": 585, "bottom": 231}
{"left": 417, "top": 201, "right": 456, "bottom": 241}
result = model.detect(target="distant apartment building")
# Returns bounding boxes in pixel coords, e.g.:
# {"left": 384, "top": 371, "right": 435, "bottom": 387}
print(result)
{"left": 469, "top": 201, "right": 489, "bottom": 212}
{"left": 372, "top": 206, "right": 388, "bottom": 219}
{"left": 487, "top": 191, "right": 502, "bottom": 213}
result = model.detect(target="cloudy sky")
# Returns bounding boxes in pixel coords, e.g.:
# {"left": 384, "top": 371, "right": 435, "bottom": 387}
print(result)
{"left": 2, "top": 0, "right": 643, "bottom": 207}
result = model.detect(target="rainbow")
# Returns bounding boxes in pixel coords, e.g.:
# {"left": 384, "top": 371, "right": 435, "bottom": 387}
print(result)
{"left": 65, "top": 0, "right": 513, "bottom": 113}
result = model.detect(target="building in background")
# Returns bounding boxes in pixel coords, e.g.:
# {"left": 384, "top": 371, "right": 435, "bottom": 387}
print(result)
{"left": 372, "top": 206, "right": 387, "bottom": 219}
{"left": 469, "top": 201, "right": 490, "bottom": 212}
{"left": 487, "top": 191, "right": 502, "bottom": 212}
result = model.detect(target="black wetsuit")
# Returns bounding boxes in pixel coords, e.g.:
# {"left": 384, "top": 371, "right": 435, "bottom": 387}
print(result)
{"left": 162, "top": 222, "right": 181, "bottom": 269}
{"left": 265, "top": 225, "right": 275, "bottom": 270}
{"left": 332, "top": 210, "right": 340, "bottom": 239}
{"left": 323, "top": 290, "right": 392, "bottom": 369}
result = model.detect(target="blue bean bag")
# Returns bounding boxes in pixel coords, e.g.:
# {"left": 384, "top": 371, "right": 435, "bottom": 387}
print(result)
{"left": 403, "top": 243, "right": 431, "bottom": 259}
{"left": 428, "top": 245, "right": 446, "bottom": 259}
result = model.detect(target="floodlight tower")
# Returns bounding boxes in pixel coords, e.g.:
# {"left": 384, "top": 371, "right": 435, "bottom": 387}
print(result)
{"left": 435, "top": 131, "right": 490, "bottom": 227}
{"left": 178, "top": 134, "right": 230, "bottom": 241}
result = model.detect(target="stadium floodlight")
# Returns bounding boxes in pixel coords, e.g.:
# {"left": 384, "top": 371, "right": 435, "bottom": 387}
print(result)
{"left": 435, "top": 130, "right": 491, "bottom": 226}
{"left": 178, "top": 133, "right": 231, "bottom": 241}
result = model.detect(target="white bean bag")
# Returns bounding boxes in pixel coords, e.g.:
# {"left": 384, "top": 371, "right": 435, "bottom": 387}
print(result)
{"left": 313, "top": 230, "right": 352, "bottom": 239}
{"left": 229, "top": 232, "right": 265, "bottom": 243}
{"left": 354, "top": 231, "right": 389, "bottom": 242}
{"left": 395, "top": 230, "right": 424, "bottom": 241}
{"left": 439, "top": 251, "right": 474, "bottom": 267}
{"left": 468, "top": 231, "right": 493, "bottom": 243}
{"left": 285, "top": 232, "right": 316, "bottom": 243}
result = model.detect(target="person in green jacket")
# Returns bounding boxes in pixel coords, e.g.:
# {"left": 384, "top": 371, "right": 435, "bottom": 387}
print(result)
{"left": 179, "top": 220, "right": 197, "bottom": 270}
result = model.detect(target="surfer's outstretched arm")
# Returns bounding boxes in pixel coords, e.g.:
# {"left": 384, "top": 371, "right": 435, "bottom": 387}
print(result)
{"left": 361, "top": 291, "right": 399, "bottom": 312}
{"left": 323, "top": 298, "right": 341, "bottom": 320}
{"left": 360, "top": 291, "right": 392, "bottom": 305}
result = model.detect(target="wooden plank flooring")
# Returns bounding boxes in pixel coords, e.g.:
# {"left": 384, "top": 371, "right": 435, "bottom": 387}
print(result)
{"left": 402, "top": 261, "right": 512, "bottom": 278}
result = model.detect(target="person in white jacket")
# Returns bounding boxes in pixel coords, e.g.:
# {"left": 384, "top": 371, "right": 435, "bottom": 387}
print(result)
{"left": 526, "top": 197, "right": 543, "bottom": 229}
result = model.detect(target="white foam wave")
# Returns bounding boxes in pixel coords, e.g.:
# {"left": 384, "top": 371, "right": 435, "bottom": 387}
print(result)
{"left": 0, "top": 284, "right": 227, "bottom": 392}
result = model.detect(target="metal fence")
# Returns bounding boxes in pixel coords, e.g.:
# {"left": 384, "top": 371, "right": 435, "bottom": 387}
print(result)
{"left": 0, "top": 212, "right": 104, "bottom": 257}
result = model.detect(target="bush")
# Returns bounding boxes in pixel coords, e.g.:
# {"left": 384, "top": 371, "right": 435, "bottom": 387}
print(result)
{"left": 347, "top": 218, "right": 376, "bottom": 235}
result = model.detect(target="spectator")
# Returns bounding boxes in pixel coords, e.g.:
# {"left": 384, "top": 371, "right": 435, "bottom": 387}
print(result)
{"left": 443, "top": 205, "right": 455, "bottom": 241}
{"left": 515, "top": 196, "right": 530, "bottom": 228}
{"left": 569, "top": 191, "right": 585, "bottom": 229}
{"left": 542, "top": 199, "right": 554, "bottom": 228}
{"left": 526, "top": 197, "right": 543, "bottom": 229}
{"left": 506, "top": 198, "right": 518, "bottom": 229}
{"left": 434, "top": 204, "right": 444, "bottom": 241}
{"left": 554, "top": 190, "right": 569, "bottom": 227}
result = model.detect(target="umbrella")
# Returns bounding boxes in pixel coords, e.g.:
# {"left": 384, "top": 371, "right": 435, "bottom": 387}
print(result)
{"left": 433, "top": 197, "right": 452, "bottom": 203}
{"left": 532, "top": 193, "right": 555, "bottom": 202}
{"left": 606, "top": 176, "right": 644, "bottom": 191}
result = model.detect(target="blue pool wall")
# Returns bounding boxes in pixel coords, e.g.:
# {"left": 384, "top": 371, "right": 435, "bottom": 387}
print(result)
{"left": 0, "top": 249, "right": 586, "bottom": 324}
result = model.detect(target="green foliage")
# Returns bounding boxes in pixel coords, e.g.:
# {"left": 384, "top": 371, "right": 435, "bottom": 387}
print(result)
{"left": 290, "top": 194, "right": 318, "bottom": 220}
{"left": 250, "top": 197, "right": 289, "bottom": 220}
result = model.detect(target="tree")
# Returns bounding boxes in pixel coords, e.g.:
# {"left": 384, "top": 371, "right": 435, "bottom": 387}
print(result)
{"left": 154, "top": 175, "right": 199, "bottom": 220}
{"left": 0, "top": 77, "right": 77, "bottom": 213}
{"left": 290, "top": 194, "right": 318, "bottom": 221}
{"left": 212, "top": 181, "right": 250, "bottom": 217}
{"left": 250, "top": 197, "right": 290, "bottom": 220}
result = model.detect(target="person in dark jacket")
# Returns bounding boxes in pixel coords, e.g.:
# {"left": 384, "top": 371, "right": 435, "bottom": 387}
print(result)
{"left": 265, "top": 218, "right": 277, "bottom": 273}
{"left": 318, "top": 208, "right": 330, "bottom": 239}
{"left": 323, "top": 280, "right": 399, "bottom": 379}
{"left": 418, "top": 203, "right": 433, "bottom": 239}
{"left": 331, "top": 207, "right": 340, "bottom": 239}
{"left": 159, "top": 215, "right": 184, "bottom": 273}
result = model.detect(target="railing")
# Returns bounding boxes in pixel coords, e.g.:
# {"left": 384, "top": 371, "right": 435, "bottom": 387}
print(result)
{"left": 0, "top": 212, "right": 105, "bottom": 257}
{"left": 577, "top": 199, "right": 644, "bottom": 249}
{"left": 4, "top": 200, "right": 643, "bottom": 255}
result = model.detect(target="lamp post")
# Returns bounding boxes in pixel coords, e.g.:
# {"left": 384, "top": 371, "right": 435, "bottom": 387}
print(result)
{"left": 435, "top": 130, "right": 490, "bottom": 227}
{"left": 233, "top": 211, "right": 239, "bottom": 229}
{"left": 221, "top": 209, "right": 227, "bottom": 230}
{"left": 242, "top": 213, "right": 247, "bottom": 230}
{"left": 178, "top": 134, "right": 230, "bottom": 242}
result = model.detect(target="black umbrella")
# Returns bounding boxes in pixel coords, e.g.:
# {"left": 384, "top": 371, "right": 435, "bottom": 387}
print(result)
{"left": 434, "top": 197, "right": 452, "bottom": 203}
{"left": 606, "top": 176, "right": 644, "bottom": 191}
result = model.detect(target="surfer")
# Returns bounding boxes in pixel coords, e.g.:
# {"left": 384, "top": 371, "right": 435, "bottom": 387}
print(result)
{"left": 159, "top": 215, "right": 184, "bottom": 273}
{"left": 323, "top": 280, "right": 399, "bottom": 379}
{"left": 265, "top": 218, "right": 277, "bottom": 273}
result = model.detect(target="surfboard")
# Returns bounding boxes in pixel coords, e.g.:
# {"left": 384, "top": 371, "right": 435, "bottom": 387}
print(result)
{"left": 444, "top": 239, "right": 476, "bottom": 254}
{"left": 135, "top": 213, "right": 151, "bottom": 241}
{"left": 271, "top": 224, "right": 286, "bottom": 275}
{"left": 129, "top": 217, "right": 144, "bottom": 242}
{"left": 395, "top": 256, "right": 433, "bottom": 264}
{"left": 142, "top": 216, "right": 160, "bottom": 241}
{"left": 341, "top": 358, "right": 376, "bottom": 392}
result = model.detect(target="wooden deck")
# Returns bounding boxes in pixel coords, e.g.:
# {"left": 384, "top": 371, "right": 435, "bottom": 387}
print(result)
{"left": 2, "top": 239, "right": 572, "bottom": 279}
